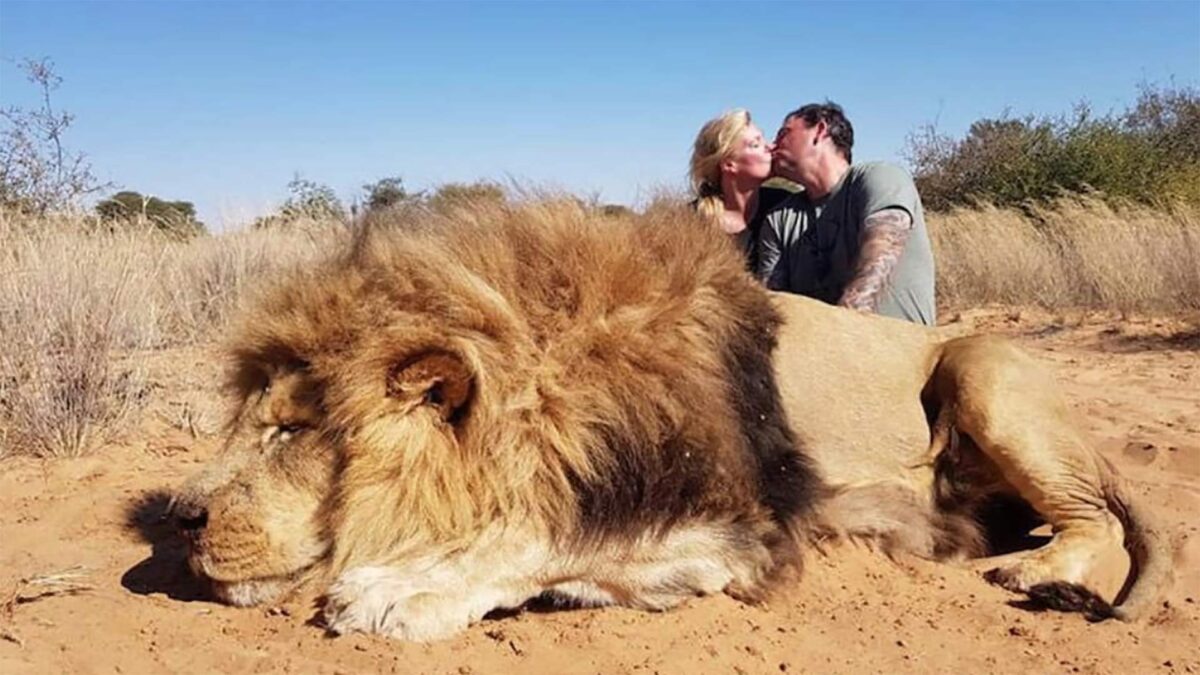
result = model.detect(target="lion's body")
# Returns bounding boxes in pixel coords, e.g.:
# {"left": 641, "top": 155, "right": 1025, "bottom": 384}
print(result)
{"left": 174, "top": 201, "right": 1173, "bottom": 640}
{"left": 774, "top": 294, "right": 1171, "bottom": 618}
{"left": 774, "top": 295, "right": 938, "bottom": 485}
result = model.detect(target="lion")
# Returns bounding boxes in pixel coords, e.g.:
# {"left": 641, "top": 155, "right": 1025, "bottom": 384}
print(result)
{"left": 170, "top": 199, "right": 1173, "bottom": 641}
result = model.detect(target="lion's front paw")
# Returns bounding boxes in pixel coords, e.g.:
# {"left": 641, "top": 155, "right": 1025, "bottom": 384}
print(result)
{"left": 323, "top": 566, "right": 471, "bottom": 642}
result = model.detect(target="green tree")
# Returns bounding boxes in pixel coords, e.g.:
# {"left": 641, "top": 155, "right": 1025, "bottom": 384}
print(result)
{"left": 95, "top": 191, "right": 205, "bottom": 237}
{"left": 362, "top": 176, "right": 413, "bottom": 212}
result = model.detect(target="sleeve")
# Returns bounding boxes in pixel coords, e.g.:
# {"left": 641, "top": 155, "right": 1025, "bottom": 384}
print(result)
{"left": 854, "top": 163, "right": 921, "bottom": 227}
{"left": 755, "top": 213, "right": 788, "bottom": 290}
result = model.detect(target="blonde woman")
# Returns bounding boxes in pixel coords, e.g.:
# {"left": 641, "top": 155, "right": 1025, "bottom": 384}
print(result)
{"left": 689, "top": 108, "right": 774, "bottom": 264}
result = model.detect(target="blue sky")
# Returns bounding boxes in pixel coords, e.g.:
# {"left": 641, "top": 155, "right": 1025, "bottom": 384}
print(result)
{"left": 2, "top": 1, "right": 1198, "bottom": 229}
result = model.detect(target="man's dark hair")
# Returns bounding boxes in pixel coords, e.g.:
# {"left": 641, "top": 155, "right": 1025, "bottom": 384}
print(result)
{"left": 786, "top": 102, "right": 854, "bottom": 163}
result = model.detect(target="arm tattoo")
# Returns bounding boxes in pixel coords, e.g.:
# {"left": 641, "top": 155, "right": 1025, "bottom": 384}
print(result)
{"left": 838, "top": 208, "right": 913, "bottom": 312}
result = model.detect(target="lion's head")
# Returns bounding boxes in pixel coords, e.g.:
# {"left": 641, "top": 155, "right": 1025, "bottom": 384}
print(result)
{"left": 172, "top": 246, "right": 513, "bottom": 605}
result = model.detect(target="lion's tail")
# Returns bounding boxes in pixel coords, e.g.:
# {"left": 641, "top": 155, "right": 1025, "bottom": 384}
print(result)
{"left": 1034, "top": 477, "right": 1177, "bottom": 622}
{"left": 1105, "top": 477, "right": 1176, "bottom": 621}
{"left": 808, "top": 482, "right": 984, "bottom": 560}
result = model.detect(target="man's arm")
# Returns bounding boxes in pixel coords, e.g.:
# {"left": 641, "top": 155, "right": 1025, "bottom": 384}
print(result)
{"left": 838, "top": 207, "right": 913, "bottom": 312}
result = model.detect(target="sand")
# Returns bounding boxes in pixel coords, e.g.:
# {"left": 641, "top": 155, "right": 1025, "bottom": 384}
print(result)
{"left": 1, "top": 308, "right": 1197, "bottom": 674}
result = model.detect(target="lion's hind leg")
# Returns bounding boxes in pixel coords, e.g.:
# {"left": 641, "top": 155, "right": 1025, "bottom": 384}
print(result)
{"left": 934, "top": 336, "right": 1131, "bottom": 618}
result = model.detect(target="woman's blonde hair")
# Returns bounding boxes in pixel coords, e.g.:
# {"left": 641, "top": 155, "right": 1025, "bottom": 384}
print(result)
{"left": 689, "top": 108, "right": 753, "bottom": 221}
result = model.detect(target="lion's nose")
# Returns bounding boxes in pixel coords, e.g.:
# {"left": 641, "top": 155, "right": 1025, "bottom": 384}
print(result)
{"left": 174, "top": 502, "right": 209, "bottom": 533}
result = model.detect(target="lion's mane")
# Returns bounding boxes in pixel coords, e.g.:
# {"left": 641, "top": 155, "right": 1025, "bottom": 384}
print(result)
{"left": 224, "top": 199, "right": 820, "bottom": 586}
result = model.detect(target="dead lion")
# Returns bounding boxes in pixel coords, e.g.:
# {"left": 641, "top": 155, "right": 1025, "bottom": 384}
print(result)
{"left": 171, "top": 200, "right": 1172, "bottom": 640}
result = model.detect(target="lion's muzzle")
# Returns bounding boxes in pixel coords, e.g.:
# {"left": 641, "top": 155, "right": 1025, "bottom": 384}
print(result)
{"left": 173, "top": 498, "right": 209, "bottom": 536}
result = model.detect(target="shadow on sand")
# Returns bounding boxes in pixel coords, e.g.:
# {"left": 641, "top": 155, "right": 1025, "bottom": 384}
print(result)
{"left": 120, "top": 489, "right": 212, "bottom": 602}
{"left": 1107, "top": 327, "right": 1200, "bottom": 353}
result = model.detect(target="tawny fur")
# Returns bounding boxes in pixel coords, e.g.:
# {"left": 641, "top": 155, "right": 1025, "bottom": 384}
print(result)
{"left": 172, "top": 196, "right": 1175, "bottom": 640}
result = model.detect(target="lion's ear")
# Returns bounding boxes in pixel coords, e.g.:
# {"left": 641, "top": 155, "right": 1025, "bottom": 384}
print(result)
{"left": 387, "top": 351, "right": 473, "bottom": 422}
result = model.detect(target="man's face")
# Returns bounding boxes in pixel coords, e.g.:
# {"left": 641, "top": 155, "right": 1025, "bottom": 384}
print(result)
{"left": 771, "top": 116, "right": 822, "bottom": 183}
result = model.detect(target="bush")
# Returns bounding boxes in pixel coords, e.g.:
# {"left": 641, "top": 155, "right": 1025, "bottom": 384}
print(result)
{"left": 361, "top": 176, "right": 414, "bottom": 213}
{"left": 0, "top": 213, "right": 155, "bottom": 457}
{"left": 254, "top": 175, "right": 346, "bottom": 229}
{"left": 908, "top": 84, "right": 1200, "bottom": 210}
{"left": 0, "top": 58, "right": 109, "bottom": 215}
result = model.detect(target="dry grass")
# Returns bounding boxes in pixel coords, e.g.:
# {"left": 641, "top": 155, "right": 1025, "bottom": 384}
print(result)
{"left": 1, "top": 216, "right": 154, "bottom": 458}
{"left": 0, "top": 211, "right": 343, "bottom": 458}
{"left": 1, "top": 566, "right": 94, "bottom": 647}
{"left": 0, "top": 197, "right": 1196, "bottom": 459}
{"left": 929, "top": 197, "right": 1200, "bottom": 314}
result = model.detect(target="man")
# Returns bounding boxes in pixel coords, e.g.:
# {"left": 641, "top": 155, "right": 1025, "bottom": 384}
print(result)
{"left": 757, "top": 102, "right": 936, "bottom": 325}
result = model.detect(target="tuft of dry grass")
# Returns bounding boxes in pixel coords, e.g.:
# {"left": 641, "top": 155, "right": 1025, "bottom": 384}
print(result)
{"left": 0, "top": 215, "right": 156, "bottom": 458}
{"left": 929, "top": 197, "right": 1200, "bottom": 314}
{"left": 0, "top": 211, "right": 343, "bottom": 458}
{"left": 1, "top": 566, "right": 93, "bottom": 646}
{"left": 153, "top": 222, "right": 347, "bottom": 344}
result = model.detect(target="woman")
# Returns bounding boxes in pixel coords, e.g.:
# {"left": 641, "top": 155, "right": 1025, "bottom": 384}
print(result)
{"left": 689, "top": 108, "right": 773, "bottom": 265}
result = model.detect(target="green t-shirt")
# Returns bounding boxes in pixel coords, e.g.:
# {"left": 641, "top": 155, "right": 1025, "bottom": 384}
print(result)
{"left": 756, "top": 162, "right": 936, "bottom": 325}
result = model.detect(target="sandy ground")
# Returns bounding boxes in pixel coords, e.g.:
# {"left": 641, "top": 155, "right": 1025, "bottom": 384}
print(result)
{"left": 1, "top": 308, "right": 1197, "bottom": 674}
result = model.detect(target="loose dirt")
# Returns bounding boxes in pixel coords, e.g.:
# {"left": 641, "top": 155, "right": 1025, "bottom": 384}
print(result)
{"left": 2, "top": 309, "right": 1197, "bottom": 674}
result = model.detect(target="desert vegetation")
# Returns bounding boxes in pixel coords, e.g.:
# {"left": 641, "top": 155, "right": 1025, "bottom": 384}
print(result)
{"left": 907, "top": 83, "right": 1200, "bottom": 210}
{"left": 0, "top": 210, "right": 344, "bottom": 458}
{"left": 932, "top": 198, "right": 1198, "bottom": 313}
{"left": 2, "top": 195, "right": 1196, "bottom": 460}
{"left": 1, "top": 71, "right": 1197, "bottom": 460}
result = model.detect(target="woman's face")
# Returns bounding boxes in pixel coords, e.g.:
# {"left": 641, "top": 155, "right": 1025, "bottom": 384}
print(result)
{"left": 723, "top": 123, "right": 773, "bottom": 183}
